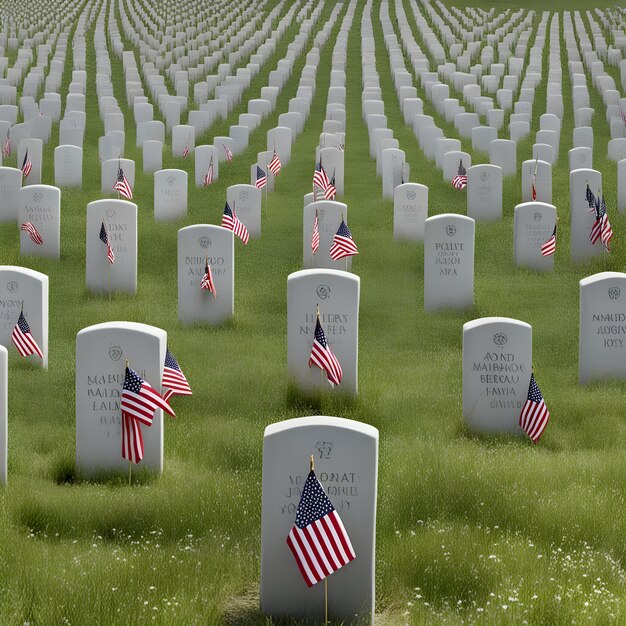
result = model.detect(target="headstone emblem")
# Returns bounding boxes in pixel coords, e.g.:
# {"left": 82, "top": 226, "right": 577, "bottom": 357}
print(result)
{"left": 167, "top": 175, "right": 175, "bottom": 186}
{"left": 315, "top": 441, "right": 333, "bottom": 459}
{"left": 445, "top": 224, "right": 456, "bottom": 237}
{"left": 608, "top": 287, "right": 621, "bottom": 300}
{"left": 240, "top": 190, "right": 249, "bottom": 201}
{"left": 493, "top": 332, "right": 508, "bottom": 347}
{"left": 534, "top": 212, "right": 542, "bottom": 222}
{"left": 316, "top": 284, "right": 331, "bottom": 300}
{"left": 105, "top": 208, "right": 116, "bottom": 220}
{"left": 480, "top": 171, "right": 488, "bottom": 182}
{"left": 109, "top": 345, "right": 123, "bottom": 361}
{"left": 33, "top": 191, "right": 43, "bottom": 203}
{"left": 6, "top": 281, "right": 18, "bottom": 293}
{"left": 406, "top": 190, "right": 416, "bottom": 200}
{"left": 199, "top": 236, "right": 211, "bottom": 249}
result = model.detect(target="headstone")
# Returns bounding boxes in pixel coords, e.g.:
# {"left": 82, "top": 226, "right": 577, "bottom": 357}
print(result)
{"left": 489, "top": 139, "right": 516, "bottom": 177}
{"left": 287, "top": 269, "right": 359, "bottom": 395}
{"left": 570, "top": 168, "right": 603, "bottom": 263}
{"left": 75, "top": 322, "right": 166, "bottom": 477}
{"left": 0, "top": 345, "right": 6, "bottom": 485}
{"left": 18, "top": 185, "right": 61, "bottom": 260}
{"left": 462, "top": 317, "right": 531, "bottom": 434}
{"left": 514, "top": 202, "right": 557, "bottom": 271}
{"left": 154, "top": 169, "right": 187, "bottom": 221}
{"left": 102, "top": 158, "right": 135, "bottom": 195}
{"left": 226, "top": 184, "right": 261, "bottom": 239}
{"left": 86, "top": 200, "right": 137, "bottom": 294}
{"left": 381, "top": 148, "right": 405, "bottom": 199}
{"left": 260, "top": 415, "right": 378, "bottom": 622}
{"left": 54, "top": 145, "right": 82, "bottom": 188}
{"left": 17, "top": 138, "right": 43, "bottom": 185}
{"left": 467, "top": 164, "right": 502, "bottom": 221}
{"left": 521, "top": 159, "right": 552, "bottom": 204}
{"left": 195, "top": 145, "right": 219, "bottom": 187}
{"left": 0, "top": 265, "right": 48, "bottom": 368}
{"left": 143, "top": 140, "right": 162, "bottom": 173}
{"left": 303, "top": 201, "right": 351, "bottom": 271}
{"left": 0, "top": 167, "right": 22, "bottom": 222}
{"left": 579, "top": 272, "right": 626, "bottom": 384}
{"left": 424, "top": 214, "right": 475, "bottom": 311}
{"left": 393, "top": 183, "right": 428, "bottom": 241}
{"left": 172, "top": 124, "right": 194, "bottom": 157}
{"left": 568, "top": 147, "right": 592, "bottom": 172}
{"left": 177, "top": 225, "right": 234, "bottom": 325}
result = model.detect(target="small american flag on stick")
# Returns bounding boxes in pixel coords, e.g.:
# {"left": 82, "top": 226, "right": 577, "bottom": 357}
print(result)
{"left": 113, "top": 164, "right": 133, "bottom": 200}
{"left": 268, "top": 150, "right": 281, "bottom": 175}
{"left": 3, "top": 131, "right": 10, "bottom": 158}
{"left": 99, "top": 222, "right": 115, "bottom": 264}
{"left": 21, "top": 221, "right": 43, "bottom": 245}
{"left": 21, "top": 150, "right": 32, "bottom": 178}
{"left": 182, "top": 144, "right": 189, "bottom": 158}
{"left": 201, "top": 261, "right": 217, "bottom": 296}
{"left": 255, "top": 165, "right": 267, "bottom": 189}
{"left": 203, "top": 157, "right": 214, "bottom": 186}
{"left": 308, "top": 311, "right": 342, "bottom": 387}
{"left": 541, "top": 224, "right": 557, "bottom": 257}
{"left": 313, "top": 161, "right": 329, "bottom": 195}
{"left": 286, "top": 459, "right": 355, "bottom": 587}
{"left": 531, "top": 158, "right": 538, "bottom": 200}
{"left": 223, "top": 143, "right": 233, "bottom": 162}
{"left": 451, "top": 159, "right": 467, "bottom": 190}
{"left": 162, "top": 349, "right": 192, "bottom": 403}
{"left": 519, "top": 373, "right": 550, "bottom": 443}
{"left": 12, "top": 310, "right": 43, "bottom": 359}
{"left": 222, "top": 201, "right": 249, "bottom": 244}
{"left": 323, "top": 172, "right": 336, "bottom": 200}
{"left": 311, "top": 210, "right": 320, "bottom": 254}
{"left": 329, "top": 219, "right": 358, "bottom": 261}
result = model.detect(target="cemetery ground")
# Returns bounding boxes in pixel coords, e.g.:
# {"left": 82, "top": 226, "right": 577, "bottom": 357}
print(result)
{"left": 0, "top": 0, "right": 625, "bottom": 623}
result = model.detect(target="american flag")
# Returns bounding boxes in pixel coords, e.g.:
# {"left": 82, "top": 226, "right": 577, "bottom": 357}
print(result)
{"left": 308, "top": 315, "right": 342, "bottom": 387}
{"left": 255, "top": 165, "right": 267, "bottom": 189}
{"left": 203, "top": 157, "right": 214, "bottom": 186}
{"left": 323, "top": 172, "right": 336, "bottom": 200}
{"left": 21, "top": 221, "right": 43, "bottom": 245}
{"left": 311, "top": 211, "right": 320, "bottom": 254}
{"left": 589, "top": 193, "right": 612, "bottom": 251}
{"left": 451, "top": 160, "right": 467, "bottom": 189}
{"left": 201, "top": 262, "right": 217, "bottom": 296}
{"left": 162, "top": 349, "right": 192, "bottom": 403}
{"left": 313, "top": 161, "right": 329, "bottom": 192}
{"left": 531, "top": 158, "right": 538, "bottom": 200}
{"left": 11, "top": 310, "right": 43, "bottom": 358}
{"left": 223, "top": 143, "right": 233, "bottom": 162}
{"left": 586, "top": 183, "right": 595, "bottom": 208}
{"left": 122, "top": 413, "right": 144, "bottom": 464}
{"left": 268, "top": 150, "right": 282, "bottom": 175}
{"left": 222, "top": 201, "right": 249, "bottom": 244}
{"left": 99, "top": 222, "right": 115, "bottom": 264}
{"left": 541, "top": 224, "right": 557, "bottom": 257}
{"left": 3, "top": 131, "right": 10, "bottom": 158}
{"left": 113, "top": 165, "right": 133, "bottom": 200}
{"left": 329, "top": 220, "right": 358, "bottom": 261}
{"left": 519, "top": 373, "right": 550, "bottom": 443}
{"left": 182, "top": 144, "right": 189, "bottom": 158}
{"left": 286, "top": 468, "right": 355, "bottom": 586}
{"left": 21, "top": 150, "right": 32, "bottom": 178}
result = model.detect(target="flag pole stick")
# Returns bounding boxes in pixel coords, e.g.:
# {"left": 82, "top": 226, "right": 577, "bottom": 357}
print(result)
{"left": 126, "top": 358, "right": 132, "bottom": 486}
{"left": 325, "top": 577, "right": 328, "bottom": 626}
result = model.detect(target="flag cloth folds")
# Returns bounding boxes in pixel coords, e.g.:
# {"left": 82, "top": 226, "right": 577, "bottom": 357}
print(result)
{"left": 113, "top": 165, "right": 133, "bottom": 200}
{"left": 329, "top": 220, "right": 358, "bottom": 261}
{"left": 182, "top": 145, "right": 189, "bottom": 158}
{"left": 286, "top": 469, "right": 356, "bottom": 587}
{"left": 200, "top": 262, "right": 217, "bottom": 297}
{"left": 323, "top": 172, "right": 336, "bottom": 200}
{"left": 589, "top": 192, "right": 612, "bottom": 251}
{"left": 268, "top": 150, "right": 281, "bottom": 175}
{"left": 21, "top": 221, "right": 43, "bottom": 245}
{"left": 223, "top": 144, "right": 233, "bottom": 162}
{"left": 531, "top": 158, "right": 538, "bottom": 200}
{"left": 203, "top": 157, "right": 214, "bottom": 186}
{"left": 11, "top": 311, "right": 43, "bottom": 359}
{"left": 162, "top": 349, "right": 192, "bottom": 403}
{"left": 3, "top": 132, "right": 10, "bottom": 158}
{"left": 311, "top": 211, "right": 320, "bottom": 254}
{"left": 121, "top": 366, "right": 175, "bottom": 464}
{"left": 99, "top": 222, "right": 115, "bottom": 264}
{"left": 541, "top": 224, "right": 557, "bottom": 257}
{"left": 451, "top": 159, "right": 467, "bottom": 189}
{"left": 313, "top": 161, "right": 329, "bottom": 191}
{"left": 255, "top": 165, "right": 267, "bottom": 189}
{"left": 21, "top": 150, "right": 32, "bottom": 178}
{"left": 519, "top": 373, "right": 550, "bottom": 443}
{"left": 308, "top": 315, "right": 342, "bottom": 387}
{"left": 222, "top": 201, "right": 249, "bottom": 244}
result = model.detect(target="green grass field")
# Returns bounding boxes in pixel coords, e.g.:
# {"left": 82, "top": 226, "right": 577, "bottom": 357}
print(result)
{"left": 0, "top": 0, "right": 625, "bottom": 623}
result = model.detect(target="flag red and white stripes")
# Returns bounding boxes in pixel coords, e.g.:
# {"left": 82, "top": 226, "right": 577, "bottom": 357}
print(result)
{"left": 11, "top": 311, "right": 43, "bottom": 359}
{"left": 122, "top": 413, "right": 144, "bottom": 464}
{"left": 286, "top": 469, "right": 355, "bottom": 587}
{"left": 311, "top": 212, "right": 320, "bottom": 254}
{"left": 540, "top": 225, "right": 556, "bottom": 257}
{"left": 329, "top": 220, "right": 358, "bottom": 261}
{"left": 255, "top": 165, "right": 267, "bottom": 189}
{"left": 21, "top": 150, "right": 32, "bottom": 178}
{"left": 223, "top": 144, "right": 233, "bottom": 162}
{"left": 519, "top": 373, "right": 550, "bottom": 443}
{"left": 21, "top": 221, "right": 43, "bottom": 245}
{"left": 99, "top": 222, "right": 115, "bottom": 264}
{"left": 222, "top": 201, "right": 249, "bottom": 245}
{"left": 200, "top": 262, "right": 217, "bottom": 297}
{"left": 113, "top": 166, "right": 133, "bottom": 200}
{"left": 309, "top": 315, "right": 342, "bottom": 387}
{"left": 162, "top": 349, "right": 192, "bottom": 403}
{"left": 3, "top": 132, "right": 10, "bottom": 158}
{"left": 203, "top": 158, "right": 214, "bottom": 186}
{"left": 268, "top": 151, "right": 281, "bottom": 175}
{"left": 182, "top": 145, "right": 189, "bottom": 158}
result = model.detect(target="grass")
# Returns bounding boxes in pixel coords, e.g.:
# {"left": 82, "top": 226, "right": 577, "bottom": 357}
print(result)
{"left": 0, "top": 0, "right": 625, "bottom": 624}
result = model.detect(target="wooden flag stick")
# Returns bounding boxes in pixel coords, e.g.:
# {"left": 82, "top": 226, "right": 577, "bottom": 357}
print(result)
{"left": 325, "top": 577, "right": 328, "bottom": 626}
{"left": 125, "top": 359, "right": 132, "bottom": 486}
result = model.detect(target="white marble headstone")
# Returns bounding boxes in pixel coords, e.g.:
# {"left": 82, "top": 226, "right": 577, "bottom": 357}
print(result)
{"left": 570, "top": 168, "right": 603, "bottom": 263}
{"left": 0, "top": 167, "right": 22, "bottom": 222}
{"left": 54, "top": 145, "right": 82, "bottom": 188}
{"left": 18, "top": 185, "right": 61, "bottom": 259}
{"left": 226, "top": 185, "right": 261, "bottom": 239}
{"left": 303, "top": 201, "right": 352, "bottom": 271}
{"left": 393, "top": 183, "right": 428, "bottom": 241}
{"left": 467, "top": 164, "right": 502, "bottom": 221}
{"left": 260, "top": 415, "right": 378, "bottom": 622}
{"left": 514, "top": 202, "right": 557, "bottom": 271}
{"left": 287, "top": 269, "right": 359, "bottom": 395}
{"left": 75, "top": 322, "right": 167, "bottom": 477}
{"left": 154, "top": 169, "right": 187, "bottom": 221}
